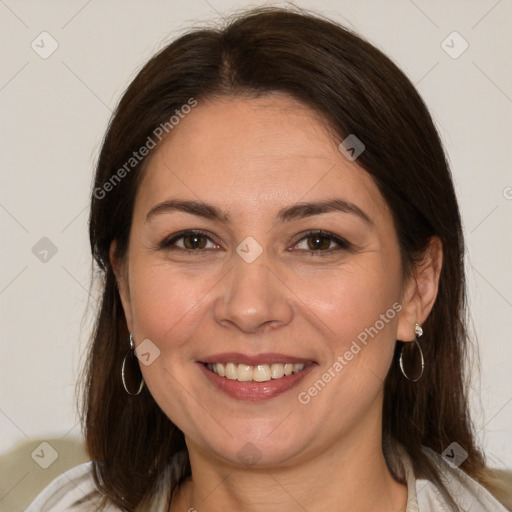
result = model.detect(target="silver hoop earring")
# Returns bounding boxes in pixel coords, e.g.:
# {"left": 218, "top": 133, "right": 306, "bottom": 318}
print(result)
{"left": 399, "top": 323, "right": 424, "bottom": 382}
{"left": 121, "top": 333, "right": 145, "bottom": 395}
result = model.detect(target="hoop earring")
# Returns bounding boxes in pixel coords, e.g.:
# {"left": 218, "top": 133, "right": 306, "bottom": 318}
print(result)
{"left": 399, "top": 323, "right": 424, "bottom": 382}
{"left": 121, "top": 333, "right": 145, "bottom": 395}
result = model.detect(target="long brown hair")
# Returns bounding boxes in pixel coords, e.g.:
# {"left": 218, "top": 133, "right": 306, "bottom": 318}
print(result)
{"left": 83, "top": 6, "right": 503, "bottom": 510}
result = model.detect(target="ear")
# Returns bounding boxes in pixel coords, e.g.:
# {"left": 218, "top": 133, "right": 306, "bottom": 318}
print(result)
{"left": 110, "top": 240, "right": 134, "bottom": 332}
{"left": 396, "top": 236, "right": 443, "bottom": 342}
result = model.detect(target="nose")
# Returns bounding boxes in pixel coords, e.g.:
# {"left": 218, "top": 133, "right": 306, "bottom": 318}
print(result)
{"left": 213, "top": 254, "right": 294, "bottom": 335}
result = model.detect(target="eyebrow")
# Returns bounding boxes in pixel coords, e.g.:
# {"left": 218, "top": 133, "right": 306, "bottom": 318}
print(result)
{"left": 145, "top": 198, "right": 373, "bottom": 226}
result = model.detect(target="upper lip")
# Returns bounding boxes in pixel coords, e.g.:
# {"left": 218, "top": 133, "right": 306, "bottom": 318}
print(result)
{"left": 199, "top": 352, "right": 316, "bottom": 366}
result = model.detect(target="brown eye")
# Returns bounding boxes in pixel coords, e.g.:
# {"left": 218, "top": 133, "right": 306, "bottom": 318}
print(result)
{"left": 293, "top": 230, "right": 351, "bottom": 254}
{"left": 160, "top": 230, "right": 218, "bottom": 251}
{"left": 305, "top": 234, "right": 332, "bottom": 251}
{"left": 182, "top": 233, "right": 208, "bottom": 249}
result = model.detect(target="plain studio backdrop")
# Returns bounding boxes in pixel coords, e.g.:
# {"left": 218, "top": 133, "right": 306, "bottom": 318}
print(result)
{"left": 0, "top": 0, "right": 511, "bottom": 508}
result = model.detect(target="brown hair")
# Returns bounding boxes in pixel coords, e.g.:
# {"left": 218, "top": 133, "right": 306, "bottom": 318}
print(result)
{"left": 83, "top": 6, "right": 502, "bottom": 510}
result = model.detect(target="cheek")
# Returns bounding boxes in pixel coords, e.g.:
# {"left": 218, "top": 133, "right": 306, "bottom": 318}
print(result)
{"left": 127, "top": 259, "right": 213, "bottom": 352}
{"left": 126, "top": 259, "right": 215, "bottom": 427}
{"left": 305, "top": 256, "right": 400, "bottom": 330}
{"left": 305, "top": 254, "right": 402, "bottom": 380}
{"left": 293, "top": 260, "right": 401, "bottom": 431}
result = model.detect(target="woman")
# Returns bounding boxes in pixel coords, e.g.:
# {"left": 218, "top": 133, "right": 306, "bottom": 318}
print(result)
{"left": 27, "top": 7, "right": 511, "bottom": 512}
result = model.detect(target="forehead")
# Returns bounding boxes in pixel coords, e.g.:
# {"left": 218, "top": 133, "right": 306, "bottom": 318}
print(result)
{"left": 135, "top": 94, "right": 390, "bottom": 225}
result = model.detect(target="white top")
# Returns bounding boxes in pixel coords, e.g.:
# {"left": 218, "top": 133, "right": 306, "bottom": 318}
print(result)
{"left": 26, "top": 446, "right": 508, "bottom": 512}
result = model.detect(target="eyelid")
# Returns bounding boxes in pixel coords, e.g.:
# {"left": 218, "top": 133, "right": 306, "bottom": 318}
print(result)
{"left": 159, "top": 229, "right": 220, "bottom": 250}
{"left": 159, "top": 229, "right": 351, "bottom": 254}
{"left": 291, "top": 230, "right": 352, "bottom": 252}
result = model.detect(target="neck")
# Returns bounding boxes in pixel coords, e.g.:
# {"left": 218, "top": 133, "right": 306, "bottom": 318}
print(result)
{"left": 170, "top": 423, "right": 408, "bottom": 512}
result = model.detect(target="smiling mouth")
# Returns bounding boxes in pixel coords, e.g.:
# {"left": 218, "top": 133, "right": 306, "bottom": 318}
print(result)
{"left": 204, "top": 362, "right": 312, "bottom": 382}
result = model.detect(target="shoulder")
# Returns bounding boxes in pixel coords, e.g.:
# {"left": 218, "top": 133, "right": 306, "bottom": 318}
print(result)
{"left": 416, "top": 446, "right": 510, "bottom": 511}
{"left": 25, "top": 461, "right": 173, "bottom": 512}
{"left": 25, "top": 461, "right": 118, "bottom": 512}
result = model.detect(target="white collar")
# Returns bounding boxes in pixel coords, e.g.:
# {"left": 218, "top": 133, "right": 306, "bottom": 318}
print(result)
{"left": 398, "top": 444, "right": 509, "bottom": 511}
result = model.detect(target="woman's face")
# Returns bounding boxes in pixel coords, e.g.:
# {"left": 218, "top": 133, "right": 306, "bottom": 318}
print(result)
{"left": 115, "top": 94, "right": 416, "bottom": 468}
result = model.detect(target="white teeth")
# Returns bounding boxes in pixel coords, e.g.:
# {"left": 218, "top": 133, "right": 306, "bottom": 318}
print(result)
{"left": 270, "top": 363, "right": 284, "bottom": 379}
{"left": 253, "top": 364, "right": 272, "bottom": 382}
{"left": 225, "top": 362, "right": 237, "bottom": 380}
{"left": 215, "top": 363, "right": 225, "bottom": 377}
{"left": 205, "top": 362, "right": 307, "bottom": 382}
{"left": 237, "top": 364, "right": 253, "bottom": 382}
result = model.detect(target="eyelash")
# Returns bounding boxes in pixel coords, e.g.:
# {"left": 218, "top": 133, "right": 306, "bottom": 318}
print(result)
{"left": 159, "top": 229, "right": 352, "bottom": 256}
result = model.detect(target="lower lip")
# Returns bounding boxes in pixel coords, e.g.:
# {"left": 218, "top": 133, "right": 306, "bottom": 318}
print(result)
{"left": 197, "top": 362, "right": 316, "bottom": 401}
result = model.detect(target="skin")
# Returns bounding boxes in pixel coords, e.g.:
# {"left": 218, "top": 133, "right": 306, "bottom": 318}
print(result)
{"left": 112, "top": 93, "right": 443, "bottom": 512}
